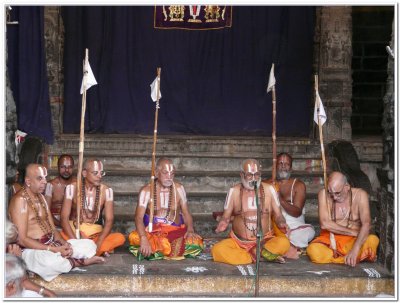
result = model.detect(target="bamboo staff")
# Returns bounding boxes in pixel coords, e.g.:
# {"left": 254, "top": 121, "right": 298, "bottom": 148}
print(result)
{"left": 314, "top": 74, "right": 337, "bottom": 255}
{"left": 254, "top": 182, "right": 262, "bottom": 297}
{"left": 271, "top": 66, "right": 277, "bottom": 185}
{"left": 148, "top": 67, "right": 162, "bottom": 233}
{"left": 75, "top": 49, "right": 90, "bottom": 239}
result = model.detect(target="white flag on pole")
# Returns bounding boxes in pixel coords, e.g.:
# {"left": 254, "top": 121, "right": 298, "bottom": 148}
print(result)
{"left": 150, "top": 77, "right": 162, "bottom": 102}
{"left": 80, "top": 61, "right": 98, "bottom": 94}
{"left": 266, "top": 64, "right": 276, "bottom": 93}
{"left": 314, "top": 90, "right": 327, "bottom": 125}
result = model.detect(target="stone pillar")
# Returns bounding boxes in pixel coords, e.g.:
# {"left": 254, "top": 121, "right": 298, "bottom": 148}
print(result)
{"left": 44, "top": 6, "right": 64, "bottom": 137}
{"left": 376, "top": 19, "right": 394, "bottom": 273}
{"left": 316, "top": 6, "right": 352, "bottom": 141}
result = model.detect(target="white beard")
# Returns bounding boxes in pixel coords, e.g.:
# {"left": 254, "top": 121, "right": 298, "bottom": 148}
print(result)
{"left": 241, "top": 176, "right": 261, "bottom": 190}
{"left": 277, "top": 171, "right": 291, "bottom": 180}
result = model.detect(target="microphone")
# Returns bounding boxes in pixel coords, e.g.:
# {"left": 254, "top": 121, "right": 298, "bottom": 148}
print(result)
{"left": 250, "top": 180, "right": 258, "bottom": 189}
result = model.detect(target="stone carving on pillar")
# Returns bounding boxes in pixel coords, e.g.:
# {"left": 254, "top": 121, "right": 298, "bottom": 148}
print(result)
{"left": 376, "top": 20, "right": 394, "bottom": 273}
{"left": 316, "top": 7, "right": 352, "bottom": 141}
{"left": 44, "top": 7, "right": 64, "bottom": 137}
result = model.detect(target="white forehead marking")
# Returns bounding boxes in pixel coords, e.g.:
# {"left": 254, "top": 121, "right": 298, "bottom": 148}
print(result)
{"left": 165, "top": 164, "right": 174, "bottom": 172}
{"left": 93, "top": 161, "right": 99, "bottom": 171}
{"left": 247, "top": 163, "right": 258, "bottom": 173}
{"left": 38, "top": 167, "right": 47, "bottom": 177}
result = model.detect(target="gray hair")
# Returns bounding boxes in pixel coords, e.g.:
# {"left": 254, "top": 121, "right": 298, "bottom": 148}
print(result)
{"left": 6, "top": 220, "right": 18, "bottom": 245}
{"left": 5, "top": 254, "right": 26, "bottom": 289}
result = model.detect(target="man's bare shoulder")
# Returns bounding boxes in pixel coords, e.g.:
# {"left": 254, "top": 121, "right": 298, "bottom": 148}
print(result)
{"left": 48, "top": 177, "right": 59, "bottom": 185}
{"left": 174, "top": 181, "right": 184, "bottom": 190}
{"left": 293, "top": 178, "right": 306, "bottom": 190}
{"left": 139, "top": 183, "right": 151, "bottom": 194}
{"left": 9, "top": 190, "right": 26, "bottom": 210}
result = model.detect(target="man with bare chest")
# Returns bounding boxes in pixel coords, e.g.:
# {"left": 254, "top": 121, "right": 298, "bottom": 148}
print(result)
{"left": 128, "top": 157, "right": 203, "bottom": 260}
{"left": 263, "top": 153, "right": 315, "bottom": 258}
{"left": 60, "top": 159, "right": 125, "bottom": 257}
{"left": 307, "top": 171, "right": 379, "bottom": 266}
{"left": 45, "top": 155, "right": 77, "bottom": 227}
{"left": 8, "top": 164, "right": 104, "bottom": 282}
{"left": 211, "top": 159, "right": 290, "bottom": 265}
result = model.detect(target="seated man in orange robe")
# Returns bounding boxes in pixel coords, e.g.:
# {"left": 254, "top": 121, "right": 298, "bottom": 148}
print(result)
{"left": 128, "top": 157, "right": 203, "bottom": 260}
{"left": 307, "top": 171, "right": 379, "bottom": 266}
{"left": 211, "top": 159, "right": 290, "bottom": 265}
{"left": 60, "top": 159, "right": 125, "bottom": 257}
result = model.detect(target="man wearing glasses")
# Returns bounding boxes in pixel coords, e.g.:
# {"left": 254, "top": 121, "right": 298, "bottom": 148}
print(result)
{"left": 212, "top": 159, "right": 290, "bottom": 265}
{"left": 306, "top": 171, "right": 379, "bottom": 267}
{"left": 60, "top": 158, "right": 125, "bottom": 257}
{"left": 128, "top": 157, "right": 203, "bottom": 260}
{"left": 45, "top": 154, "right": 77, "bottom": 227}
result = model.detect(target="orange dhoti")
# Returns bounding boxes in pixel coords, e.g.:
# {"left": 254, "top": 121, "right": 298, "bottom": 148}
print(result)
{"left": 61, "top": 222, "right": 126, "bottom": 256}
{"left": 128, "top": 223, "right": 203, "bottom": 260}
{"left": 211, "top": 230, "right": 290, "bottom": 265}
{"left": 306, "top": 229, "right": 379, "bottom": 264}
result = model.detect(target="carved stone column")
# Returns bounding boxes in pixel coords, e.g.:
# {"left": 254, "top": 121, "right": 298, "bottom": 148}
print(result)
{"left": 44, "top": 7, "right": 64, "bottom": 137}
{"left": 376, "top": 19, "right": 394, "bottom": 273}
{"left": 316, "top": 7, "right": 352, "bottom": 141}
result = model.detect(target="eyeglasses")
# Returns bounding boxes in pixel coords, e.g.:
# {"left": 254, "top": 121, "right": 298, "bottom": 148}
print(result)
{"left": 243, "top": 172, "right": 261, "bottom": 179}
{"left": 328, "top": 184, "right": 346, "bottom": 197}
{"left": 90, "top": 171, "right": 106, "bottom": 177}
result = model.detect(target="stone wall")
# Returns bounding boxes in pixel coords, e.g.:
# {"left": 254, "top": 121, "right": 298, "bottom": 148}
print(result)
{"left": 351, "top": 7, "right": 394, "bottom": 136}
{"left": 44, "top": 6, "right": 64, "bottom": 137}
{"left": 314, "top": 6, "right": 353, "bottom": 142}
{"left": 376, "top": 19, "right": 394, "bottom": 273}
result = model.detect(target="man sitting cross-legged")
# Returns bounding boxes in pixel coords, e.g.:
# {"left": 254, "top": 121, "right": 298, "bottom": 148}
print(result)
{"left": 307, "top": 171, "right": 379, "bottom": 267}
{"left": 60, "top": 158, "right": 125, "bottom": 257}
{"left": 128, "top": 157, "right": 203, "bottom": 260}
{"left": 263, "top": 152, "right": 315, "bottom": 258}
{"left": 211, "top": 159, "right": 290, "bottom": 265}
{"left": 45, "top": 154, "right": 77, "bottom": 228}
{"left": 8, "top": 164, "right": 104, "bottom": 282}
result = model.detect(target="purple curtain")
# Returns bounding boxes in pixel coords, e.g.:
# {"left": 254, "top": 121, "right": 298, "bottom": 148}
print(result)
{"left": 63, "top": 6, "right": 315, "bottom": 136}
{"left": 7, "top": 6, "right": 53, "bottom": 144}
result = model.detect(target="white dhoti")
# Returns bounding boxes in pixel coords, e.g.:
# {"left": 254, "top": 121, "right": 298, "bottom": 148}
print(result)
{"left": 288, "top": 224, "right": 315, "bottom": 248}
{"left": 22, "top": 239, "right": 97, "bottom": 282}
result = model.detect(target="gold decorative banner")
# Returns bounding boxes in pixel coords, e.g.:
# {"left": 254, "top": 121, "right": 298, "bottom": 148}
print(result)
{"left": 154, "top": 5, "right": 232, "bottom": 30}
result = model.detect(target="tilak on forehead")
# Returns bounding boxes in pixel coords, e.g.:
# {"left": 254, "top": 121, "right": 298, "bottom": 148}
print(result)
{"left": 38, "top": 166, "right": 48, "bottom": 178}
{"left": 245, "top": 163, "right": 259, "bottom": 173}
{"left": 92, "top": 160, "right": 103, "bottom": 171}
{"left": 164, "top": 163, "right": 174, "bottom": 172}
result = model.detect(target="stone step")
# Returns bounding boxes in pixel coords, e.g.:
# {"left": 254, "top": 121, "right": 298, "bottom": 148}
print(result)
{"left": 52, "top": 170, "right": 324, "bottom": 194}
{"left": 112, "top": 191, "right": 319, "bottom": 214}
{"left": 48, "top": 134, "right": 383, "bottom": 163}
{"left": 47, "top": 152, "right": 324, "bottom": 172}
{"left": 49, "top": 134, "right": 322, "bottom": 157}
{"left": 32, "top": 247, "right": 394, "bottom": 298}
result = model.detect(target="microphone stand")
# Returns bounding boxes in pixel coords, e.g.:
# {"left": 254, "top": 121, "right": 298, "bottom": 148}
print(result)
{"left": 254, "top": 181, "right": 262, "bottom": 297}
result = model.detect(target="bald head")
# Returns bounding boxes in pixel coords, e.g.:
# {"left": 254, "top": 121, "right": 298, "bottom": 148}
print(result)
{"left": 328, "top": 171, "right": 348, "bottom": 187}
{"left": 25, "top": 164, "right": 47, "bottom": 180}
{"left": 241, "top": 159, "right": 261, "bottom": 173}
{"left": 24, "top": 164, "right": 47, "bottom": 194}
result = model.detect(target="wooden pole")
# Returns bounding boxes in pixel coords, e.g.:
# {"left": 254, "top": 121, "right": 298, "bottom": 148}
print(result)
{"left": 148, "top": 67, "right": 161, "bottom": 233}
{"left": 254, "top": 183, "right": 262, "bottom": 297}
{"left": 271, "top": 64, "right": 277, "bottom": 185}
{"left": 75, "top": 48, "right": 89, "bottom": 239}
{"left": 315, "top": 74, "right": 337, "bottom": 254}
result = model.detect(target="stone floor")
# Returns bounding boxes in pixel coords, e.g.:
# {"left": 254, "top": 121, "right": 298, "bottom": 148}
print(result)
{"left": 32, "top": 239, "right": 395, "bottom": 299}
